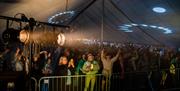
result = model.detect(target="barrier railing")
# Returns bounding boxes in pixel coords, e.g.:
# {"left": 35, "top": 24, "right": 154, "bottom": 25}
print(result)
{"left": 31, "top": 77, "right": 38, "bottom": 91}
{"left": 39, "top": 74, "right": 104, "bottom": 91}
{"left": 38, "top": 68, "right": 180, "bottom": 91}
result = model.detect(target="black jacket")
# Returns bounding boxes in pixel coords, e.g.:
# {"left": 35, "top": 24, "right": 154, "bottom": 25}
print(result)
{"left": 55, "top": 65, "right": 68, "bottom": 76}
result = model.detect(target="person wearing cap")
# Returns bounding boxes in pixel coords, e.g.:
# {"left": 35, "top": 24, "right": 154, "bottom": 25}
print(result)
{"left": 81, "top": 53, "right": 100, "bottom": 91}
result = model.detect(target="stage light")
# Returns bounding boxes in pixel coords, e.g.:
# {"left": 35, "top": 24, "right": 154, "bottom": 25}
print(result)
{"left": 152, "top": 7, "right": 166, "bottom": 13}
{"left": 2, "top": 28, "right": 21, "bottom": 44}
{"left": 2, "top": 28, "right": 67, "bottom": 46}
{"left": 57, "top": 33, "right": 66, "bottom": 46}
{"left": 19, "top": 30, "right": 30, "bottom": 43}
{"left": 124, "top": 30, "right": 133, "bottom": 32}
{"left": 131, "top": 23, "right": 138, "bottom": 26}
{"left": 164, "top": 29, "right": 172, "bottom": 34}
{"left": 118, "top": 23, "right": 172, "bottom": 34}
{"left": 157, "top": 27, "right": 164, "bottom": 29}
{"left": 140, "top": 24, "right": 148, "bottom": 27}
{"left": 124, "top": 24, "right": 132, "bottom": 27}
{"left": 48, "top": 11, "right": 75, "bottom": 24}
{"left": 2, "top": 28, "right": 31, "bottom": 44}
{"left": 150, "top": 25, "right": 157, "bottom": 28}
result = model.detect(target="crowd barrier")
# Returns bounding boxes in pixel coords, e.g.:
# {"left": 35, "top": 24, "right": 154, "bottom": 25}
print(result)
{"left": 1, "top": 69, "right": 179, "bottom": 91}
{"left": 37, "top": 68, "right": 180, "bottom": 91}
{"left": 31, "top": 77, "right": 38, "bottom": 91}
{"left": 38, "top": 74, "right": 104, "bottom": 91}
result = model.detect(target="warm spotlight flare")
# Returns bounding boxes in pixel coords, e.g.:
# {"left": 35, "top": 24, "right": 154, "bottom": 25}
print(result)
{"left": 2, "top": 28, "right": 67, "bottom": 46}
{"left": 19, "top": 30, "right": 30, "bottom": 43}
{"left": 21, "top": 31, "right": 66, "bottom": 46}
{"left": 2, "top": 28, "right": 31, "bottom": 44}
{"left": 57, "top": 33, "right": 66, "bottom": 46}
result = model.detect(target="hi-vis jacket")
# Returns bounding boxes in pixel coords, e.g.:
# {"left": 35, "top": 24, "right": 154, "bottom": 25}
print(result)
{"left": 81, "top": 60, "right": 99, "bottom": 75}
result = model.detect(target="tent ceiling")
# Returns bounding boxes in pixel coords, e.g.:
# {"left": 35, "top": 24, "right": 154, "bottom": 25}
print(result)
{"left": 0, "top": 0, "right": 180, "bottom": 47}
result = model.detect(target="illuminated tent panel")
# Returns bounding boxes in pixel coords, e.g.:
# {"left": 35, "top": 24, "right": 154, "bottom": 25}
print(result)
{"left": 0, "top": 0, "right": 180, "bottom": 47}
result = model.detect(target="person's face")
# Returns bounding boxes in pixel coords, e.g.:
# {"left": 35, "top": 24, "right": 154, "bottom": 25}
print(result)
{"left": 62, "top": 57, "right": 68, "bottom": 64}
{"left": 59, "top": 57, "right": 68, "bottom": 65}
{"left": 82, "top": 54, "right": 86, "bottom": 59}
{"left": 33, "top": 56, "right": 38, "bottom": 62}
{"left": 69, "top": 59, "right": 74, "bottom": 64}
{"left": 88, "top": 55, "right": 94, "bottom": 62}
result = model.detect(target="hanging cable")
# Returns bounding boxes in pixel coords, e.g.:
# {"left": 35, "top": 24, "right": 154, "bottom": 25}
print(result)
{"left": 9, "top": 13, "right": 28, "bottom": 27}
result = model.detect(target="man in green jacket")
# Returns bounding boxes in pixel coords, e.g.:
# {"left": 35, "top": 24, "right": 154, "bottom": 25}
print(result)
{"left": 76, "top": 54, "right": 86, "bottom": 75}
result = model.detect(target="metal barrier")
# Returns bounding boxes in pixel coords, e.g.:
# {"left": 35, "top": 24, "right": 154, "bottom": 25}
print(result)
{"left": 38, "top": 68, "right": 180, "bottom": 91}
{"left": 31, "top": 77, "right": 38, "bottom": 91}
{"left": 39, "top": 74, "right": 104, "bottom": 91}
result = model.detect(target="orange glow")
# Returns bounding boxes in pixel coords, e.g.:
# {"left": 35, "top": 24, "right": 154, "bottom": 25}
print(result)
{"left": 19, "top": 30, "right": 30, "bottom": 43}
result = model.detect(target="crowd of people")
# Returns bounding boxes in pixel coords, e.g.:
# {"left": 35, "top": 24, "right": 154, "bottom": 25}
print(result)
{"left": 0, "top": 44, "right": 180, "bottom": 91}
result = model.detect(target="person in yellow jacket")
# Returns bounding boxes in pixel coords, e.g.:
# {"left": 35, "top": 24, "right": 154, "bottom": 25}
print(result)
{"left": 81, "top": 53, "right": 100, "bottom": 91}
{"left": 170, "top": 57, "right": 177, "bottom": 75}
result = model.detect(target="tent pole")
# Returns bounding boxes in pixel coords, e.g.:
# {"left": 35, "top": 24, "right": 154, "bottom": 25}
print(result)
{"left": 101, "top": 0, "right": 104, "bottom": 48}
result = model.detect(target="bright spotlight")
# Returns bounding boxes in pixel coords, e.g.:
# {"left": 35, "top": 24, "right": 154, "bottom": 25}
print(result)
{"left": 57, "top": 33, "right": 66, "bottom": 46}
{"left": 2, "top": 28, "right": 31, "bottom": 44}
{"left": 118, "top": 23, "right": 172, "bottom": 34}
{"left": 2, "top": 28, "right": 68, "bottom": 46}
{"left": 19, "top": 30, "right": 30, "bottom": 43}
{"left": 152, "top": 7, "right": 166, "bottom": 13}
